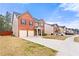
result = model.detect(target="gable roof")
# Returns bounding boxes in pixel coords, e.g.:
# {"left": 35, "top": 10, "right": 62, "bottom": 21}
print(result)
{"left": 18, "top": 11, "right": 33, "bottom": 19}
{"left": 33, "top": 18, "right": 40, "bottom": 22}
{"left": 59, "top": 26, "right": 66, "bottom": 28}
{"left": 51, "top": 24, "right": 59, "bottom": 26}
{"left": 33, "top": 17, "right": 44, "bottom": 23}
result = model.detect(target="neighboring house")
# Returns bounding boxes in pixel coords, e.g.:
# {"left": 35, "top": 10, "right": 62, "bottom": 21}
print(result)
{"left": 12, "top": 12, "right": 44, "bottom": 38}
{"left": 59, "top": 26, "right": 66, "bottom": 35}
{"left": 65, "top": 28, "right": 74, "bottom": 35}
{"left": 45, "top": 23, "right": 53, "bottom": 35}
{"left": 73, "top": 29, "right": 79, "bottom": 34}
{"left": 51, "top": 24, "right": 60, "bottom": 35}
{"left": 45, "top": 23, "right": 60, "bottom": 35}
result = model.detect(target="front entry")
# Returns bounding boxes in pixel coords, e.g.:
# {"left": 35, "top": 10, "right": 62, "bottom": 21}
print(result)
{"left": 34, "top": 29, "right": 43, "bottom": 36}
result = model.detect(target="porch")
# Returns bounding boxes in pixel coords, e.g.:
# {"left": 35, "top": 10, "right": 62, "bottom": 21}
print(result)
{"left": 34, "top": 27, "right": 44, "bottom": 36}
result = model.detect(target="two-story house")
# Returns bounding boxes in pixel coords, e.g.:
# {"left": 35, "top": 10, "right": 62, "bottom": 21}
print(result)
{"left": 12, "top": 12, "right": 44, "bottom": 38}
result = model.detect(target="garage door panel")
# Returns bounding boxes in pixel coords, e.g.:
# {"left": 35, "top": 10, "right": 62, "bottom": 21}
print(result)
{"left": 28, "top": 30, "right": 34, "bottom": 36}
{"left": 19, "top": 30, "right": 27, "bottom": 38}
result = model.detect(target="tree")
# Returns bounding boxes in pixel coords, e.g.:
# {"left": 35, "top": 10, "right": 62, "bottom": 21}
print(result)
{"left": 5, "top": 11, "right": 12, "bottom": 23}
{"left": 0, "top": 14, "right": 12, "bottom": 32}
{"left": 5, "top": 11, "right": 12, "bottom": 31}
{"left": 0, "top": 15, "right": 6, "bottom": 32}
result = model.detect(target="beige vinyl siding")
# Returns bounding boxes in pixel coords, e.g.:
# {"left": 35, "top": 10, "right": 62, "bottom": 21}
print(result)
{"left": 45, "top": 24, "right": 53, "bottom": 35}
{"left": 12, "top": 14, "right": 18, "bottom": 37}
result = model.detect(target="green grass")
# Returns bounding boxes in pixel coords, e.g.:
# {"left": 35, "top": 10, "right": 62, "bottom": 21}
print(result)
{"left": 43, "top": 35, "right": 67, "bottom": 40}
{"left": 0, "top": 36, "right": 57, "bottom": 56}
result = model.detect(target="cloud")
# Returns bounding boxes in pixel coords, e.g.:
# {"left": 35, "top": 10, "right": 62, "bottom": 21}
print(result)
{"left": 45, "top": 3, "right": 79, "bottom": 29}
{"left": 58, "top": 3, "right": 79, "bottom": 29}
{"left": 66, "top": 20, "right": 79, "bottom": 29}
{"left": 60, "top": 3, "right": 79, "bottom": 17}
{"left": 46, "top": 21, "right": 61, "bottom": 25}
{"left": 60, "top": 3, "right": 79, "bottom": 12}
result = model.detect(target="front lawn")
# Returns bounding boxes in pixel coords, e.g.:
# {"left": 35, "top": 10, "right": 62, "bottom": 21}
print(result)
{"left": 43, "top": 35, "right": 67, "bottom": 40}
{"left": 0, "top": 36, "right": 57, "bottom": 56}
{"left": 74, "top": 37, "right": 79, "bottom": 42}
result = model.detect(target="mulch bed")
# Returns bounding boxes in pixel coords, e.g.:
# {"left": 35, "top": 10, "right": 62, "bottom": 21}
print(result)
{"left": 0, "top": 31, "right": 13, "bottom": 36}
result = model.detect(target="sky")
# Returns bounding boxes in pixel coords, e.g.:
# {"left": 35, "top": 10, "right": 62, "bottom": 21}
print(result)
{"left": 0, "top": 3, "right": 79, "bottom": 29}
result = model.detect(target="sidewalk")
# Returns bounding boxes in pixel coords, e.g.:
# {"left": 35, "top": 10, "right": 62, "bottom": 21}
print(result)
{"left": 21, "top": 35, "right": 79, "bottom": 56}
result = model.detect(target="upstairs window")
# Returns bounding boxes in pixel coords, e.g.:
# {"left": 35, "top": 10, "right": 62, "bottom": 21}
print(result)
{"left": 39, "top": 21, "right": 43, "bottom": 26}
{"left": 40, "top": 23, "right": 43, "bottom": 26}
{"left": 21, "top": 19, "right": 26, "bottom": 25}
{"left": 29, "top": 21, "right": 33, "bottom": 27}
{"left": 35, "top": 22, "right": 38, "bottom": 27}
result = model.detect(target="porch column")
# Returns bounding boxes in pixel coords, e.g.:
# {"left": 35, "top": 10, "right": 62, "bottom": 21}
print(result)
{"left": 37, "top": 29, "right": 38, "bottom": 36}
{"left": 41, "top": 29, "right": 42, "bottom": 36}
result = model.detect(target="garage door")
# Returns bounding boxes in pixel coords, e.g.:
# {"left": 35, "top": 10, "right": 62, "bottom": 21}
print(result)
{"left": 28, "top": 30, "right": 34, "bottom": 37}
{"left": 19, "top": 30, "right": 27, "bottom": 38}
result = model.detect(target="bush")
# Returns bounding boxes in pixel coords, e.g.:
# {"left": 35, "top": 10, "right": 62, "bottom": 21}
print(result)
{"left": 0, "top": 15, "right": 12, "bottom": 32}
{"left": 51, "top": 33, "right": 53, "bottom": 35}
{"left": 42, "top": 33, "right": 47, "bottom": 36}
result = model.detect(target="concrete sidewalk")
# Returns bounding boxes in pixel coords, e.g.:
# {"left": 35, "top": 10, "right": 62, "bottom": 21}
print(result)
{"left": 21, "top": 35, "right": 79, "bottom": 56}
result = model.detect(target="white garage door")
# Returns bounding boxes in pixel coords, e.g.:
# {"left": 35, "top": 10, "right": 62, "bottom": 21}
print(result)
{"left": 28, "top": 30, "right": 34, "bottom": 37}
{"left": 19, "top": 30, "right": 27, "bottom": 38}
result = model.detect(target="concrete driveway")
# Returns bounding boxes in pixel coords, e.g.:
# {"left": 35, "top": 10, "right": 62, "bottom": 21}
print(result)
{"left": 22, "top": 35, "right": 79, "bottom": 56}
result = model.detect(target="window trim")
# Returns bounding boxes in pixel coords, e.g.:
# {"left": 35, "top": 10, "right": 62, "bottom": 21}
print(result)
{"left": 29, "top": 21, "right": 33, "bottom": 27}
{"left": 21, "top": 19, "right": 26, "bottom": 25}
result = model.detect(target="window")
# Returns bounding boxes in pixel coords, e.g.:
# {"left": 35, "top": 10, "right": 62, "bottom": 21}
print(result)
{"left": 40, "top": 22, "right": 43, "bottom": 26}
{"left": 21, "top": 19, "right": 26, "bottom": 25}
{"left": 40, "top": 23, "right": 43, "bottom": 26}
{"left": 29, "top": 21, "right": 33, "bottom": 27}
{"left": 35, "top": 22, "right": 38, "bottom": 27}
